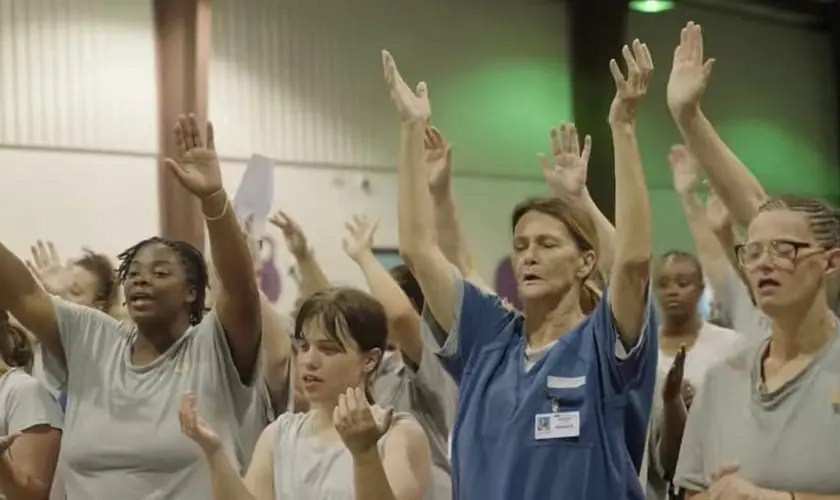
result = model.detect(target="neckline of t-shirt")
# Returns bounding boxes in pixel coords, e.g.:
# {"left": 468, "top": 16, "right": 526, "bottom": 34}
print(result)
{"left": 122, "top": 325, "right": 194, "bottom": 372}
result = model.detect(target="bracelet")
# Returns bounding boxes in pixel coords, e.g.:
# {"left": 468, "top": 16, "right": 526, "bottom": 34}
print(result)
{"left": 202, "top": 189, "right": 228, "bottom": 221}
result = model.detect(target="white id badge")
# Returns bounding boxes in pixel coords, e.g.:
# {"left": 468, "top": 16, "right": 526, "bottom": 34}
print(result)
{"left": 534, "top": 411, "right": 581, "bottom": 440}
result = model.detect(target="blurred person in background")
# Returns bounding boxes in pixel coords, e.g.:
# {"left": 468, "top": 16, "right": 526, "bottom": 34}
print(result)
{"left": 0, "top": 311, "right": 62, "bottom": 500}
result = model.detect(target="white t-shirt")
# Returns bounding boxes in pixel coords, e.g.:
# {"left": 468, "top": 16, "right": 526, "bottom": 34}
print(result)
{"left": 646, "top": 322, "right": 743, "bottom": 500}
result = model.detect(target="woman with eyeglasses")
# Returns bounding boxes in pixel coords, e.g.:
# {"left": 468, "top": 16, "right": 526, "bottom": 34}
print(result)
{"left": 675, "top": 195, "right": 840, "bottom": 499}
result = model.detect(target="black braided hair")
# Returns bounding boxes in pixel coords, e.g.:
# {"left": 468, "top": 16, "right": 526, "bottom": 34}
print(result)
{"left": 117, "top": 237, "right": 208, "bottom": 325}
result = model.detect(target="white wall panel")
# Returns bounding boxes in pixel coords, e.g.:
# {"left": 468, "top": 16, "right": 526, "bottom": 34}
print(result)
{"left": 0, "top": 0, "right": 157, "bottom": 153}
{"left": 218, "top": 160, "right": 545, "bottom": 312}
{"left": 0, "top": 149, "right": 159, "bottom": 263}
{"left": 209, "top": 0, "right": 572, "bottom": 177}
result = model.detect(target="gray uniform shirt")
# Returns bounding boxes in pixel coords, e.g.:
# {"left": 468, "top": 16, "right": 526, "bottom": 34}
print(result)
{"left": 371, "top": 323, "right": 457, "bottom": 500}
{"left": 675, "top": 326, "right": 840, "bottom": 495}
{"left": 272, "top": 410, "right": 420, "bottom": 500}
{"left": 0, "top": 368, "right": 63, "bottom": 500}
{"left": 45, "top": 298, "right": 261, "bottom": 500}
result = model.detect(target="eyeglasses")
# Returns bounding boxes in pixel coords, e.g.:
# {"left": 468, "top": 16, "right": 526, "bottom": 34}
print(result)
{"left": 734, "top": 239, "right": 818, "bottom": 267}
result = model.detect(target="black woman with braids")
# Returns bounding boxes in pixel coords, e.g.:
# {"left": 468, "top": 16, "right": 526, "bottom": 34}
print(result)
{"left": 0, "top": 115, "right": 262, "bottom": 500}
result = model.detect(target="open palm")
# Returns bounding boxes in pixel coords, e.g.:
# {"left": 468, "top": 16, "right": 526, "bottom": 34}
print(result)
{"left": 382, "top": 50, "right": 430, "bottom": 123}
{"left": 539, "top": 123, "right": 591, "bottom": 201}
{"left": 608, "top": 39, "right": 654, "bottom": 124}
{"left": 164, "top": 114, "right": 223, "bottom": 199}
{"left": 668, "top": 145, "right": 700, "bottom": 195}
{"left": 425, "top": 127, "right": 452, "bottom": 196}
{"left": 178, "top": 393, "right": 221, "bottom": 454}
{"left": 269, "top": 211, "right": 309, "bottom": 259}
{"left": 342, "top": 214, "right": 378, "bottom": 261}
{"left": 667, "top": 22, "right": 715, "bottom": 113}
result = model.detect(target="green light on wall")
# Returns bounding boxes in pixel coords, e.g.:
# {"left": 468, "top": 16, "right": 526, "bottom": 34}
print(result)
{"left": 629, "top": 0, "right": 675, "bottom": 13}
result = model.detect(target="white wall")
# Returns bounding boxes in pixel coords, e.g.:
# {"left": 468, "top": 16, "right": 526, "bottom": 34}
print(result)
{"left": 628, "top": 5, "right": 839, "bottom": 253}
{"left": 0, "top": 0, "right": 158, "bottom": 261}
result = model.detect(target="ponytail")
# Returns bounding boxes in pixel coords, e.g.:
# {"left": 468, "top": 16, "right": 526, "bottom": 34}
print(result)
{"left": 580, "top": 280, "right": 603, "bottom": 316}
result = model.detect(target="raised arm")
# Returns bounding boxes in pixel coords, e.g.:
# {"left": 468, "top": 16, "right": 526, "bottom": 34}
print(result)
{"left": 667, "top": 22, "right": 766, "bottom": 226}
{"left": 0, "top": 244, "right": 61, "bottom": 363}
{"left": 539, "top": 123, "right": 616, "bottom": 280}
{"left": 343, "top": 215, "right": 424, "bottom": 364}
{"left": 0, "top": 376, "right": 62, "bottom": 500}
{"left": 383, "top": 51, "right": 459, "bottom": 333}
{"left": 606, "top": 40, "right": 655, "bottom": 348}
{"left": 269, "top": 211, "right": 331, "bottom": 300}
{"left": 336, "top": 388, "right": 431, "bottom": 500}
{"left": 166, "top": 115, "right": 261, "bottom": 379}
{"left": 668, "top": 145, "right": 735, "bottom": 295}
{"left": 179, "top": 394, "right": 273, "bottom": 500}
{"left": 239, "top": 217, "right": 293, "bottom": 407}
{"left": 424, "top": 127, "right": 492, "bottom": 291}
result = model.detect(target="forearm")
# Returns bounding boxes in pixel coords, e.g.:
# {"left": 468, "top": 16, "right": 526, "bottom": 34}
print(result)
{"left": 294, "top": 251, "right": 331, "bottom": 299}
{"left": 431, "top": 191, "right": 470, "bottom": 275}
{"left": 580, "top": 191, "right": 616, "bottom": 278}
{"left": 658, "top": 398, "right": 688, "bottom": 480}
{"left": 203, "top": 191, "right": 260, "bottom": 305}
{"left": 678, "top": 192, "right": 729, "bottom": 293}
{"left": 398, "top": 122, "right": 437, "bottom": 260}
{"left": 674, "top": 107, "right": 765, "bottom": 225}
{"left": 355, "top": 252, "right": 423, "bottom": 363}
{"left": 206, "top": 449, "right": 257, "bottom": 500}
{"left": 0, "top": 243, "right": 42, "bottom": 311}
{"left": 353, "top": 450, "right": 397, "bottom": 500}
{"left": 260, "top": 294, "right": 292, "bottom": 397}
{"left": 0, "top": 455, "right": 49, "bottom": 500}
{"left": 610, "top": 121, "right": 652, "bottom": 268}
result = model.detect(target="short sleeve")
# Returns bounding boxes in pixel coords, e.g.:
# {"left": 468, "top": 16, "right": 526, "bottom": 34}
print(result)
{"left": 404, "top": 340, "right": 458, "bottom": 432}
{"left": 192, "top": 311, "right": 262, "bottom": 420}
{"left": 47, "top": 297, "right": 122, "bottom": 387}
{"left": 421, "top": 272, "right": 517, "bottom": 383}
{"left": 674, "top": 377, "right": 712, "bottom": 493}
{"left": 590, "top": 283, "right": 658, "bottom": 390}
{"left": 3, "top": 373, "right": 63, "bottom": 434}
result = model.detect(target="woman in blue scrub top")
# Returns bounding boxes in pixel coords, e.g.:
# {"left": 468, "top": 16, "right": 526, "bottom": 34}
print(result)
{"left": 383, "top": 38, "right": 657, "bottom": 500}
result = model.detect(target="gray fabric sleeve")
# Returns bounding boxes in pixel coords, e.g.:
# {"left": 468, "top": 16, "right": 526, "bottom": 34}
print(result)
{"left": 194, "top": 311, "right": 263, "bottom": 420}
{"left": 4, "top": 372, "right": 63, "bottom": 433}
{"left": 674, "top": 375, "right": 712, "bottom": 493}
{"left": 49, "top": 297, "right": 121, "bottom": 386}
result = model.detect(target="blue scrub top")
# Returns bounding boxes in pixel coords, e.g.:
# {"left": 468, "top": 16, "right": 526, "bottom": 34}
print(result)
{"left": 428, "top": 277, "right": 657, "bottom": 499}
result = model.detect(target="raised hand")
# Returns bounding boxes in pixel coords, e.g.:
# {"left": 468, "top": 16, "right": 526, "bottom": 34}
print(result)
{"left": 538, "top": 123, "right": 592, "bottom": 202}
{"left": 608, "top": 39, "right": 654, "bottom": 124}
{"left": 425, "top": 126, "right": 452, "bottom": 197}
{"left": 382, "top": 50, "right": 431, "bottom": 124}
{"left": 334, "top": 386, "right": 394, "bottom": 457}
{"left": 704, "top": 186, "right": 732, "bottom": 234}
{"left": 667, "top": 22, "right": 715, "bottom": 116}
{"left": 662, "top": 344, "right": 686, "bottom": 403}
{"left": 342, "top": 214, "right": 379, "bottom": 262}
{"left": 26, "top": 240, "right": 70, "bottom": 296}
{"left": 269, "top": 211, "right": 309, "bottom": 259}
{"left": 164, "top": 114, "right": 223, "bottom": 199}
{"left": 178, "top": 393, "right": 222, "bottom": 454}
{"left": 668, "top": 145, "right": 700, "bottom": 196}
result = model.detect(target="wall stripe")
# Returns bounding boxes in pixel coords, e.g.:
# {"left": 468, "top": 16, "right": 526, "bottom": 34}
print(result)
{"left": 0, "top": 0, "right": 157, "bottom": 153}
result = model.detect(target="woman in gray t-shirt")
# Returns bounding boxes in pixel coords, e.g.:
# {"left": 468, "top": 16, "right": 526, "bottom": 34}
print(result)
{"left": 0, "top": 115, "right": 263, "bottom": 500}
{"left": 0, "top": 313, "right": 62, "bottom": 500}
{"left": 675, "top": 198, "right": 840, "bottom": 498}
{"left": 180, "top": 287, "right": 432, "bottom": 500}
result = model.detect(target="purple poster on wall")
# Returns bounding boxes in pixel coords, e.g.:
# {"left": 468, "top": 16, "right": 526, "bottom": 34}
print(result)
{"left": 494, "top": 258, "right": 522, "bottom": 310}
